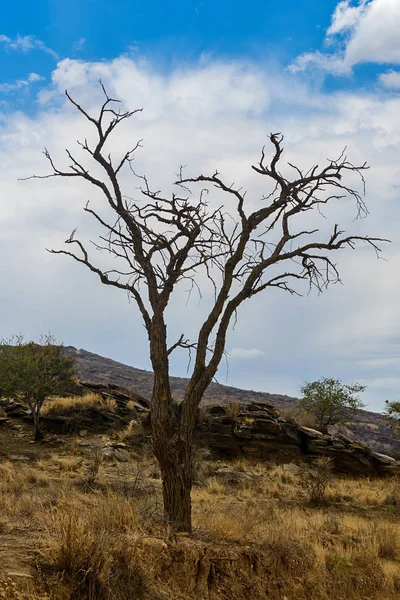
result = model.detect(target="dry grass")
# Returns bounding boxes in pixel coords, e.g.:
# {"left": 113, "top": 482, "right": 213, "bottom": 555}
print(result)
{"left": 39, "top": 495, "right": 147, "bottom": 600}
{"left": 0, "top": 577, "right": 49, "bottom": 600}
{"left": 84, "top": 444, "right": 104, "bottom": 484}
{"left": 282, "top": 407, "right": 318, "bottom": 429}
{"left": 52, "top": 456, "right": 83, "bottom": 473}
{"left": 0, "top": 463, "right": 50, "bottom": 493}
{"left": 299, "top": 457, "right": 334, "bottom": 504}
{"left": 1, "top": 448, "right": 400, "bottom": 599}
{"left": 225, "top": 401, "right": 241, "bottom": 420}
{"left": 126, "top": 399, "right": 136, "bottom": 411}
{"left": 41, "top": 392, "right": 114, "bottom": 415}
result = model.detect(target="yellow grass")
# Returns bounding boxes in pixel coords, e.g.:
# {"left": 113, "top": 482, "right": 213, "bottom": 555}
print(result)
{"left": 52, "top": 456, "right": 83, "bottom": 472}
{"left": 1, "top": 449, "right": 400, "bottom": 599}
{"left": 41, "top": 392, "right": 113, "bottom": 415}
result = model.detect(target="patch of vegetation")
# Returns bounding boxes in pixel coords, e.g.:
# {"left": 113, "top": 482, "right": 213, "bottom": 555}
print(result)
{"left": 0, "top": 335, "right": 76, "bottom": 441}
{"left": 299, "top": 377, "right": 365, "bottom": 433}
{"left": 41, "top": 392, "right": 112, "bottom": 415}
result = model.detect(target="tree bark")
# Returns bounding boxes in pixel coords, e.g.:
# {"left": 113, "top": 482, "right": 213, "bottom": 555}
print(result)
{"left": 149, "top": 315, "right": 194, "bottom": 532}
{"left": 151, "top": 372, "right": 194, "bottom": 531}
{"left": 159, "top": 444, "right": 192, "bottom": 533}
{"left": 32, "top": 407, "right": 43, "bottom": 442}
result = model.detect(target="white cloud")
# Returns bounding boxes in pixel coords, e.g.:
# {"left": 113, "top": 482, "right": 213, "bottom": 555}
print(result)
{"left": 230, "top": 348, "right": 265, "bottom": 360}
{"left": 0, "top": 80, "right": 29, "bottom": 93}
{"left": 379, "top": 70, "right": 400, "bottom": 89}
{"left": 0, "top": 72, "right": 45, "bottom": 94}
{"left": 290, "top": 0, "right": 400, "bottom": 75}
{"left": 288, "top": 51, "right": 351, "bottom": 75}
{"left": 0, "top": 56, "right": 400, "bottom": 411}
{"left": 344, "top": 0, "right": 400, "bottom": 66}
{"left": 0, "top": 34, "right": 58, "bottom": 59}
{"left": 28, "top": 73, "right": 44, "bottom": 83}
{"left": 327, "top": 0, "right": 369, "bottom": 37}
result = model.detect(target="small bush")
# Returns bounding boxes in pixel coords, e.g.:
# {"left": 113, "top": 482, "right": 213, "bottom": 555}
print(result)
{"left": 85, "top": 445, "right": 103, "bottom": 485}
{"left": 299, "top": 457, "right": 333, "bottom": 505}
{"left": 375, "top": 523, "right": 400, "bottom": 560}
{"left": 384, "top": 479, "right": 400, "bottom": 512}
{"left": 226, "top": 401, "right": 241, "bottom": 420}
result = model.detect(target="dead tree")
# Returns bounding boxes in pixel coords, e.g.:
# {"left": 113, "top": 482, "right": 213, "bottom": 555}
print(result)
{"left": 26, "top": 84, "right": 388, "bottom": 531}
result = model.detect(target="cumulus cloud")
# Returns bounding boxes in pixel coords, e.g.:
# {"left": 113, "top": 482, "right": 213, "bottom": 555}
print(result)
{"left": 326, "top": 0, "right": 369, "bottom": 37}
{"left": 28, "top": 72, "right": 44, "bottom": 83}
{"left": 290, "top": 0, "right": 400, "bottom": 75}
{"left": 344, "top": 0, "right": 400, "bottom": 66}
{"left": 0, "top": 56, "right": 399, "bottom": 410}
{"left": 0, "top": 34, "right": 58, "bottom": 58}
{"left": 379, "top": 70, "right": 400, "bottom": 88}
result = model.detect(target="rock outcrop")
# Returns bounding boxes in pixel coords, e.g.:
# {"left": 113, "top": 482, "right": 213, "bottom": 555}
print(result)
{"left": 78, "top": 381, "right": 149, "bottom": 413}
{"left": 199, "top": 402, "right": 400, "bottom": 476}
{"left": 1, "top": 382, "right": 398, "bottom": 475}
{"left": 0, "top": 382, "right": 149, "bottom": 435}
{"left": 64, "top": 347, "right": 400, "bottom": 457}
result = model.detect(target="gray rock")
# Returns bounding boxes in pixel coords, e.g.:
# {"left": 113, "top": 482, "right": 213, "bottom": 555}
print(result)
{"left": 101, "top": 447, "right": 114, "bottom": 458}
{"left": 300, "top": 426, "right": 324, "bottom": 438}
{"left": 371, "top": 452, "right": 397, "bottom": 464}
{"left": 114, "top": 449, "right": 130, "bottom": 462}
{"left": 101, "top": 446, "right": 130, "bottom": 462}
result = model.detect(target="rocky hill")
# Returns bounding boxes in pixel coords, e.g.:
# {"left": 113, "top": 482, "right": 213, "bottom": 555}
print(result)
{"left": 64, "top": 346, "right": 400, "bottom": 456}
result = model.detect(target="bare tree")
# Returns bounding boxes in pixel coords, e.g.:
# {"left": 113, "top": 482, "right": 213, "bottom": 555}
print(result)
{"left": 26, "top": 84, "right": 388, "bottom": 531}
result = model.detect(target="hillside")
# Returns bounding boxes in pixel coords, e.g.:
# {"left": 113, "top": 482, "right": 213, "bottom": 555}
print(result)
{"left": 64, "top": 347, "right": 400, "bottom": 456}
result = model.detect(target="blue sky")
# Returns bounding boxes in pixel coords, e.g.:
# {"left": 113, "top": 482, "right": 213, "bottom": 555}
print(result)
{"left": 0, "top": 0, "right": 380, "bottom": 99}
{"left": 1, "top": 1, "right": 400, "bottom": 411}
{"left": 1, "top": 0, "right": 336, "bottom": 65}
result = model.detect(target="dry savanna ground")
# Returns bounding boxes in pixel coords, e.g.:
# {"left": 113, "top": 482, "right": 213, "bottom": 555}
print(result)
{"left": 0, "top": 394, "right": 400, "bottom": 599}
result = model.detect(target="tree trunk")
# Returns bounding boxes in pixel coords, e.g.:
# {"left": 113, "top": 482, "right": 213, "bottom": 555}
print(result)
{"left": 32, "top": 405, "right": 43, "bottom": 442}
{"left": 151, "top": 379, "right": 193, "bottom": 532}
{"left": 149, "top": 315, "right": 195, "bottom": 532}
{"left": 160, "top": 450, "right": 192, "bottom": 533}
